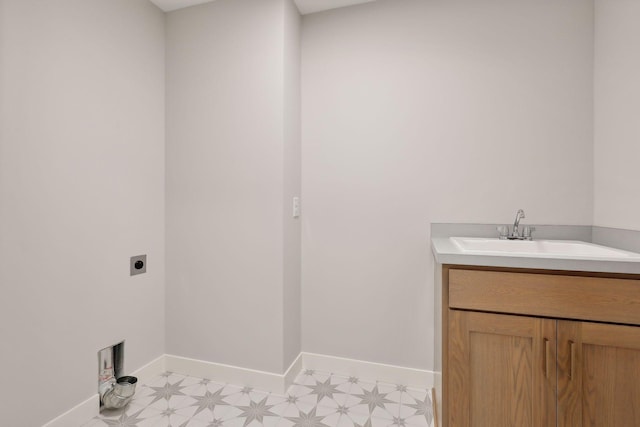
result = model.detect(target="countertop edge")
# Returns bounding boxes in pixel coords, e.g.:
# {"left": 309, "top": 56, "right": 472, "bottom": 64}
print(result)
{"left": 431, "top": 237, "right": 640, "bottom": 275}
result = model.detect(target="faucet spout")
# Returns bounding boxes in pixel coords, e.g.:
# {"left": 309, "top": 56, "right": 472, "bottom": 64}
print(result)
{"left": 511, "top": 209, "right": 526, "bottom": 239}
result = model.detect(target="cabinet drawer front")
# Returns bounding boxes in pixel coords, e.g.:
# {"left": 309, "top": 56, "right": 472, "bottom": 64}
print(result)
{"left": 449, "top": 269, "right": 640, "bottom": 325}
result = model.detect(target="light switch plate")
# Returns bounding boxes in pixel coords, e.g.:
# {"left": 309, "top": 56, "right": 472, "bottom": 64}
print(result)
{"left": 293, "top": 197, "right": 300, "bottom": 218}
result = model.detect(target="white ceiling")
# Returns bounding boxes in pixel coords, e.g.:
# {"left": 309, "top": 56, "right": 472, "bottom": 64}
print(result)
{"left": 150, "top": 0, "right": 211, "bottom": 12}
{"left": 294, "top": 0, "right": 377, "bottom": 14}
{"left": 150, "top": 0, "right": 377, "bottom": 14}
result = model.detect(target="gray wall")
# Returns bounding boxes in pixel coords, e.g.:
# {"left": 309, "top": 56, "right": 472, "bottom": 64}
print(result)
{"left": 301, "top": 0, "right": 594, "bottom": 370}
{"left": 594, "top": 0, "right": 640, "bottom": 231}
{"left": 165, "top": 0, "right": 301, "bottom": 374}
{"left": 0, "top": 1, "right": 166, "bottom": 425}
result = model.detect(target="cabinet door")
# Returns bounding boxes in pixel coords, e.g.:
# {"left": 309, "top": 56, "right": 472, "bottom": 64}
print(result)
{"left": 448, "top": 310, "right": 556, "bottom": 427}
{"left": 558, "top": 321, "right": 640, "bottom": 426}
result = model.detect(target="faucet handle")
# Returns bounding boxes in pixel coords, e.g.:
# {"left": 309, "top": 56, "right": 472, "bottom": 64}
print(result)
{"left": 497, "top": 225, "right": 510, "bottom": 240}
{"left": 523, "top": 226, "right": 536, "bottom": 240}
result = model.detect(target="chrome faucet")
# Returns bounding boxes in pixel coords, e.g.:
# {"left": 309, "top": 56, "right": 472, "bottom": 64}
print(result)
{"left": 497, "top": 210, "right": 534, "bottom": 240}
{"left": 511, "top": 209, "right": 526, "bottom": 239}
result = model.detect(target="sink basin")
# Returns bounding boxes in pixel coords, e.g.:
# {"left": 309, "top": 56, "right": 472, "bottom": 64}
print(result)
{"left": 450, "top": 237, "right": 640, "bottom": 261}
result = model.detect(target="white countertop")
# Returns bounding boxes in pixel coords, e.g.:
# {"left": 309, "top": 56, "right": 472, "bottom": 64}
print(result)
{"left": 431, "top": 237, "right": 640, "bottom": 275}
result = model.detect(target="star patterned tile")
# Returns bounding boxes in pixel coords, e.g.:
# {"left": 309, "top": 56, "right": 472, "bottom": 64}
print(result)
{"left": 82, "top": 370, "right": 435, "bottom": 427}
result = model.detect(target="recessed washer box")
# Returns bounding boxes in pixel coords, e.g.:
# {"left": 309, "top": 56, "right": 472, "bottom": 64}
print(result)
{"left": 130, "top": 255, "right": 147, "bottom": 276}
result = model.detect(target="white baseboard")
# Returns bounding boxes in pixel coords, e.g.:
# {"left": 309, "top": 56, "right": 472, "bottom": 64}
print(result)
{"left": 165, "top": 354, "right": 300, "bottom": 395}
{"left": 41, "top": 354, "right": 166, "bottom": 427}
{"left": 283, "top": 353, "right": 303, "bottom": 390}
{"left": 42, "top": 394, "right": 99, "bottom": 427}
{"left": 301, "top": 352, "right": 434, "bottom": 389}
{"left": 163, "top": 352, "right": 433, "bottom": 393}
{"left": 132, "top": 354, "right": 166, "bottom": 384}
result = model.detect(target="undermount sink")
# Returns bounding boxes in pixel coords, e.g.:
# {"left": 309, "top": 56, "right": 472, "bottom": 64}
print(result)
{"left": 450, "top": 237, "right": 640, "bottom": 261}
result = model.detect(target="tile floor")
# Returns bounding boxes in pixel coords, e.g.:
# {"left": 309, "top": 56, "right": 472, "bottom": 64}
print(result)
{"left": 82, "top": 370, "right": 435, "bottom": 427}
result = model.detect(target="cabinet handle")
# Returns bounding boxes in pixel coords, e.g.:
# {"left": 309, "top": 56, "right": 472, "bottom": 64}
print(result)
{"left": 544, "top": 338, "right": 550, "bottom": 379}
{"left": 569, "top": 341, "right": 576, "bottom": 381}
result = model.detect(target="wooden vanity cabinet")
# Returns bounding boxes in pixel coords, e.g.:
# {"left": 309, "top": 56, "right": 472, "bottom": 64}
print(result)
{"left": 448, "top": 310, "right": 557, "bottom": 427}
{"left": 557, "top": 321, "right": 640, "bottom": 426}
{"left": 440, "top": 266, "right": 640, "bottom": 427}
